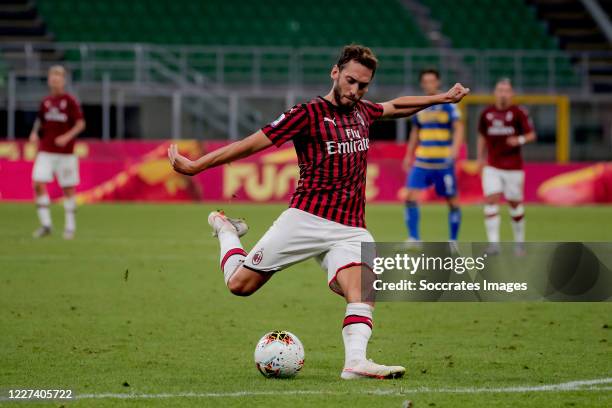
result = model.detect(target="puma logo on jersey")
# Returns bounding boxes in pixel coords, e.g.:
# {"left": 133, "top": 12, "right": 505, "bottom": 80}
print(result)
{"left": 323, "top": 117, "right": 337, "bottom": 127}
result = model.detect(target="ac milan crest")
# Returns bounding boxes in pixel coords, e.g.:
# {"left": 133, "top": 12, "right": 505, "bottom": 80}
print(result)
{"left": 355, "top": 111, "right": 365, "bottom": 127}
{"left": 252, "top": 250, "right": 264, "bottom": 265}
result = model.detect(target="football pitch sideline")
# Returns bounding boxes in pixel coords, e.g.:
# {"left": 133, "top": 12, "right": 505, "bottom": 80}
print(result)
{"left": 1, "top": 203, "right": 611, "bottom": 407}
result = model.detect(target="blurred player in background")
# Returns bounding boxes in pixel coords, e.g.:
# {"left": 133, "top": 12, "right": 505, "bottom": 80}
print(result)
{"left": 29, "top": 65, "right": 85, "bottom": 239}
{"left": 477, "top": 78, "right": 536, "bottom": 255}
{"left": 168, "top": 45, "right": 469, "bottom": 379}
{"left": 400, "top": 69, "right": 463, "bottom": 246}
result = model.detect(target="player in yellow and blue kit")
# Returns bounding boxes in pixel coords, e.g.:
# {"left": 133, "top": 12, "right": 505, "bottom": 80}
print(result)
{"left": 400, "top": 69, "right": 464, "bottom": 244}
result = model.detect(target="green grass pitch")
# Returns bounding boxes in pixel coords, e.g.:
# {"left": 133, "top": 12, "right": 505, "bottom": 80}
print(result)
{"left": 1, "top": 203, "right": 611, "bottom": 407}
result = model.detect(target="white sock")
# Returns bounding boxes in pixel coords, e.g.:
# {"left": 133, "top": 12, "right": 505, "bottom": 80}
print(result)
{"left": 36, "top": 194, "right": 52, "bottom": 228}
{"left": 484, "top": 204, "right": 500, "bottom": 243}
{"left": 64, "top": 197, "right": 76, "bottom": 232}
{"left": 342, "top": 303, "right": 373, "bottom": 367}
{"left": 509, "top": 205, "right": 525, "bottom": 243}
{"left": 218, "top": 229, "right": 246, "bottom": 284}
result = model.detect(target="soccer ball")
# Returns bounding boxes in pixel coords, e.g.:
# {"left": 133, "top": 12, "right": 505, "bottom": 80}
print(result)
{"left": 254, "top": 330, "right": 304, "bottom": 378}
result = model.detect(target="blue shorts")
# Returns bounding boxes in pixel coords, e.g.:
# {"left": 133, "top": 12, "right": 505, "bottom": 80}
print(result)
{"left": 406, "top": 165, "right": 457, "bottom": 198}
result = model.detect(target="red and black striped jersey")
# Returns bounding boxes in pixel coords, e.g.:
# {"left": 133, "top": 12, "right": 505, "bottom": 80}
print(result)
{"left": 261, "top": 96, "right": 384, "bottom": 228}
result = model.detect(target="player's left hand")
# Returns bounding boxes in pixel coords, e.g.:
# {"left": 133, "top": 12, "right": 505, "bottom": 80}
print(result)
{"left": 445, "top": 83, "right": 470, "bottom": 103}
{"left": 168, "top": 144, "right": 196, "bottom": 175}
{"left": 55, "top": 134, "right": 72, "bottom": 147}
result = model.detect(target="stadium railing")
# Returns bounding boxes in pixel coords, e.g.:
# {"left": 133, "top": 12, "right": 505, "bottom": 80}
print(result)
{"left": 0, "top": 42, "right": 602, "bottom": 94}
{"left": 1, "top": 43, "right": 611, "bottom": 161}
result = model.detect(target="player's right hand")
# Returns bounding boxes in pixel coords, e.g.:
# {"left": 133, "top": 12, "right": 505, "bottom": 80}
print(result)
{"left": 168, "top": 144, "right": 196, "bottom": 175}
{"left": 29, "top": 132, "right": 39, "bottom": 143}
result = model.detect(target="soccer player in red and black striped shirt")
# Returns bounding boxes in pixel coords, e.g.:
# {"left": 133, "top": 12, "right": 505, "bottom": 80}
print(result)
{"left": 168, "top": 45, "right": 469, "bottom": 379}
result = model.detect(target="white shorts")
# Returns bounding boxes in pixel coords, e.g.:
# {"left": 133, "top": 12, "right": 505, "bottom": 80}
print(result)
{"left": 32, "top": 152, "right": 80, "bottom": 188}
{"left": 482, "top": 165, "right": 524, "bottom": 202}
{"left": 243, "top": 208, "right": 374, "bottom": 296}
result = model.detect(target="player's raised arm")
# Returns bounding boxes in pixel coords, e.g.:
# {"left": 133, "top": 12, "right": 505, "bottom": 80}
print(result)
{"left": 168, "top": 130, "right": 273, "bottom": 176}
{"left": 380, "top": 83, "right": 470, "bottom": 119}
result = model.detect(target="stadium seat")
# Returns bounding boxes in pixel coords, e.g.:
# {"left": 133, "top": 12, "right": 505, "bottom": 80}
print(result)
{"left": 420, "top": 0, "right": 579, "bottom": 89}
{"left": 40, "top": 0, "right": 422, "bottom": 82}
{"left": 34, "top": 0, "right": 579, "bottom": 88}
{"left": 422, "top": 0, "right": 556, "bottom": 50}
{"left": 37, "top": 0, "right": 428, "bottom": 48}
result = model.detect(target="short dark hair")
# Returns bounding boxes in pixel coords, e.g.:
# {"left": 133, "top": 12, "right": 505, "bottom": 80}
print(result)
{"left": 336, "top": 44, "right": 378, "bottom": 77}
{"left": 419, "top": 68, "right": 440, "bottom": 80}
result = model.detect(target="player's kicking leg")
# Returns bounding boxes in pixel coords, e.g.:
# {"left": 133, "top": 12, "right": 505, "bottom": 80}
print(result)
{"left": 208, "top": 210, "right": 271, "bottom": 296}
{"left": 336, "top": 266, "right": 405, "bottom": 380}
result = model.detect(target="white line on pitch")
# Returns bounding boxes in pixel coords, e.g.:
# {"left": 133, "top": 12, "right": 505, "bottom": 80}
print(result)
{"left": 67, "top": 377, "right": 612, "bottom": 400}
{"left": 1, "top": 378, "right": 610, "bottom": 402}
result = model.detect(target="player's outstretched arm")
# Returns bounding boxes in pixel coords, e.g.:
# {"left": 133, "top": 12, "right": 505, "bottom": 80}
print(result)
{"left": 168, "top": 130, "right": 273, "bottom": 176}
{"left": 380, "top": 83, "right": 470, "bottom": 119}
